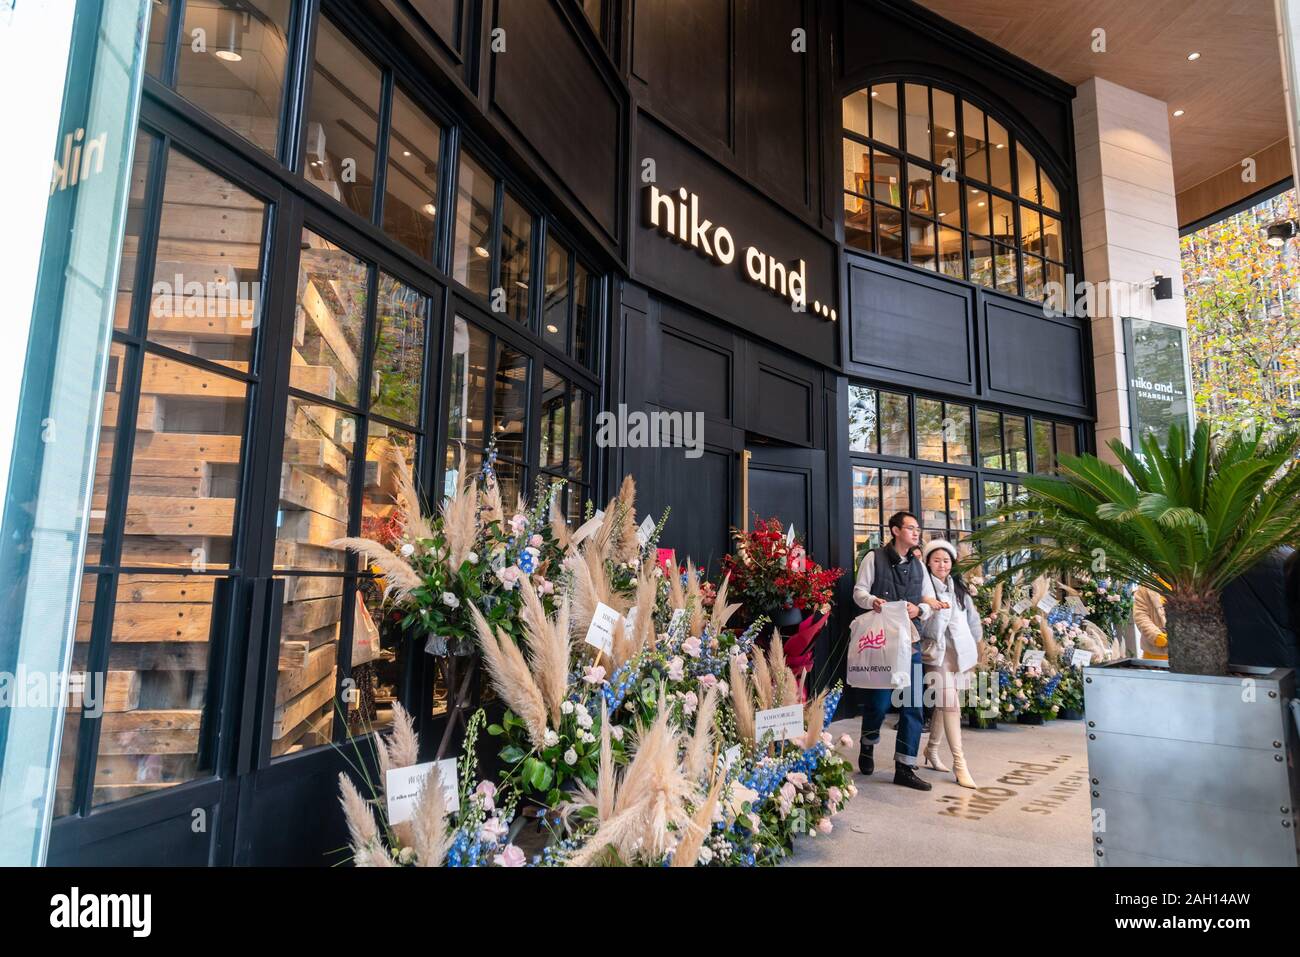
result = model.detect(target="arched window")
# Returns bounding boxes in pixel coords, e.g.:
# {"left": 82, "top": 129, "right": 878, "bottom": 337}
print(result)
{"left": 842, "top": 81, "right": 1066, "bottom": 302}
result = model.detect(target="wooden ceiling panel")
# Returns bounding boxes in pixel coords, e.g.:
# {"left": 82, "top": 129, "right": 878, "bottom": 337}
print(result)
{"left": 913, "top": 0, "right": 1287, "bottom": 196}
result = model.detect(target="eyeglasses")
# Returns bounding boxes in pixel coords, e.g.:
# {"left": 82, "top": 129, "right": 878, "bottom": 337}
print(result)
{"left": 898, "top": 524, "right": 921, "bottom": 533}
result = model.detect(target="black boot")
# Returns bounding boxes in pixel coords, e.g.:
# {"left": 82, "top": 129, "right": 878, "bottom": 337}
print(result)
{"left": 857, "top": 745, "right": 874, "bottom": 776}
{"left": 893, "top": 763, "right": 932, "bottom": 791}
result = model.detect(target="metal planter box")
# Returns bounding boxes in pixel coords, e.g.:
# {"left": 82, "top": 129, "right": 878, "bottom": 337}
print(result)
{"left": 1083, "top": 659, "right": 1299, "bottom": 866}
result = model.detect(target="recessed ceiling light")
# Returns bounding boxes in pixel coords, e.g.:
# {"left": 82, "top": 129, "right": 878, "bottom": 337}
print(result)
{"left": 214, "top": 50, "right": 243, "bottom": 62}
{"left": 473, "top": 245, "right": 490, "bottom": 258}
{"left": 1173, "top": 109, "right": 1185, "bottom": 117}
{"left": 1187, "top": 51, "right": 1201, "bottom": 61}
{"left": 947, "top": 130, "right": 956, "bottom": 138}
{"left": 938, "top": 212, "right": 946, "bottom": 217}
{"left": 402, "top": 150, "right": 411, "bottom": 157}
{"left": 995, "top": 143, "right": 1004, "bottom": 149}
{"left": 421, "top": 202, "right": 436, "bottom": 216}
{"left": 870, "top": 91, "right": 878, "bottom": 97}
{"left": 546, "top": 323, "right": 559, "bottom": 334}
{"left": 977, "top": 201, "right": 986, "bottom": 207}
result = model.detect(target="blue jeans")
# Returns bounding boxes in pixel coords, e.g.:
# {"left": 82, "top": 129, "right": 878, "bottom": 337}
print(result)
{"left": 859, "top": 648, "right": 924, "bottom": 767}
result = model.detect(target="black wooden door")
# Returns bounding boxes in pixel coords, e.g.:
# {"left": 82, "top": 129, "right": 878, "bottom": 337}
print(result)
{"left": 745, "top": 444, "right": 827, "bottom": 562}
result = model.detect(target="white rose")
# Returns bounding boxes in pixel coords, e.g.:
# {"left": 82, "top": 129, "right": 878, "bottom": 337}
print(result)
{"left": 611, "top": 725, "right": 624, "bottom": 741}
{"left": 543, "top": 729, "right": 559, "bottom": 747}
{"left": 441, "top": 591, "right": 459, "bottom": 609}
{"left": 698, "top": 845, "right": 714, "bottom": 864}
{"left": 564, "top": 748, "right": 578, "bottom": 765}
{"left": 576, "top": 711, "right": 593, "bottom": 729}
{"left": 400, "top": 543, "right": 415, "bottom": 557}
{"left": 467, "top": 551, "right": 479, "bottom": 565}
{"left": 561, "top": 700, "right": 574, "bottom": 715}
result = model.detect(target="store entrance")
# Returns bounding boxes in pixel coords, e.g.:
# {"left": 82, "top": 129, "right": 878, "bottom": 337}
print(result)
{"left": 743, "top": 444, "right": 828, "bottom": 561}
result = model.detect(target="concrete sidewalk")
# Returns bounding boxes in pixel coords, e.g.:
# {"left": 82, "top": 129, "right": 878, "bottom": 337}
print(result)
{"left": 793, "top": 716, "right": 1094, "bottom": 867}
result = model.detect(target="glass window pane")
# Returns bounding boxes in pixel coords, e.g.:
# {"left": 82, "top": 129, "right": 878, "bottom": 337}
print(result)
{"left": 903, "top": 83, "right": 930, "bottom": 160}
{"left": 146, "top": 0, "right": 171, "bottom": 78}
{"left": 1020, "top": 206, "right": 1041, "bottom": 254}
{"left": 540, "top": 369, "right": 566, "bottom": 471}
{"left": 882, "top": 468, "right": 911, "bottom": 519}
{"left": 569, "top": 386, "right": 588, "bottom": 482}
{"left": 852, "top": 466, "right": 879, "bottom": 530}
{"left": 910, "top": 219, "right": 936, "bottom": 271}
{"left": 573, "top": 263, "right": 594, "bottom": 366}
{"left": 90, "top": 573, "right": 222, "bottom": 805}
{"left": 492, "top": 458, "right": 526, "bottom": 511}
{"left": 879, "top": 391, "right": 910, "bottom": 457}
{"left": 276, "top": 399, "right": 356, "bottom": 571}
{"left": 978, "top": 409, "right": 1003, "bottom": 469}
{"left": 843, "top": 91, "right": 870, "bottom": 138}
{"left": 295, "top": 230, "right": 367, "bottom": 405}
{"left": 122, "top": 354, "right": 247, "bottom": 568}
{"left": 1023, "top": 254, "right": 1045, "bottom": 301}
{"left": 493, "top": 345, "right": 530, "bottom": 462}
{"left": 848, "top": 385, "right": 878, "bottom": 453}
{"left": 870, "top": 83, "right": 899, "bottom": 148}
{"left": 351, "top": 579, "right": 397, "bottom": 735}
{"left": 935, "top": 175, "right": 959, "bottom": 224}
{"left": 984, "top": 480, "right": 1006, "bottom": 515}
{"left": 946, "top": 403, "right": 972, "bottom": 465}
{"left": 1041, "top": 215, "right": 1064, "bottom": 262}
{"left": 176, "top": 0, "right": 291, "bottom": 155}
{"left": 90, "top": 343, "right": 131, "bottom": 562}
{"left": 968, "top": 236, "right": 993, "bottom": 288}
{"left": 382, "top": 87, "right": 442, "bottom": 260}
{"left": 872, "top": 150, "right": 902, "bottom": 206}
{"left": 916, "top": 397, "right": 944, "bottom": 461}
{"left": 444, "top": 444, "right": 483, "bottom": 500}
{"left": 451, "top": 153, "right": 495, "bottom": 298}
{"left": 1055, "top": 422, "right": 1077, "bottom": 463}
{"left": 937, "top": 226, "right": 963, "bottom": 278}
{"left": 961, "top": 101, "right": 987, "bottom": 183}
{"left": 364, "top": 424, "right": 418, "bottom": 550}
{"left": 371, "top": 275, "right": 426, "bottom": 426}
{"left": 932, "top": 88, "right": 957, "bottom": 165}
{"left": 987, "top": 118, "right": 1012, "bottom": 191}
{"left": 907, "top": 164, "right": 933, "bottom": 215}
{"left": 876, "top": 205, "right": 904, "bottom": 261}
{"left": 1004, "top": 415, "right": 1028, "bottom": 473}
{"left": 844, "top": 136, "right": 870, "bottom": 195}
{"left": 542, "top": 237, "right": 570, "bottom": 353}
{"left": 118, "top": 134, "right": 157, "bottom": 332}
{"left": 948, "top": 476, "right": 974, "bottom": 532}
{"left": 147, "top": 152, "right": 266, "bottom": 363}
{"left": 1045, "top": 260, "right": 1066, "bottom": 294}
{"left": 1041, "top": 171, "right": 1060, "bottom": 212}
{"left": 990, "top": 194, "right": 1015, "bottom": 244}
{"left": 302, "top": 17, "right": 381, "bottom": 218}
{"left": 1033, "top": 418, "right": 1054, "bottom": 473}
{"left": 499, "top": 191, "right": 533, "bottom": 325}
{"left": 994, "top": 244, "right": 1018, "bottom": 294}
{"left": 920, "top": 473, "right": 946, "bottom": 540}
{"left": 844, "top": 193, "right": 873, "bottom": 252}
{"left": 1016, "top": 142, "right": 1039, "bottom": 203}
{"left": 446, "top": 317, "right": 489, "bottom": 450}
{"left": 271, "top": 576, "right": 344, "bottom": 756}
{"left": 966, "top": 187, "right": 990, "bottom": 236}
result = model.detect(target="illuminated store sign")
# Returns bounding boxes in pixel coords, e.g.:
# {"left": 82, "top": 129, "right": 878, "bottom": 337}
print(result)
{"left": 642, "top": 183, "right": 836, "bottom": 320}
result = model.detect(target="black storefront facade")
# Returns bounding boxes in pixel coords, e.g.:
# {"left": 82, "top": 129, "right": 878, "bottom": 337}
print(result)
{"left": 50, "top": 0, "right": 1093, "bottom": 866}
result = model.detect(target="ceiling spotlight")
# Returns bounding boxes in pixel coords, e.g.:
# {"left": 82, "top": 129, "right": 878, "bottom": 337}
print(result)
{"left": 1266, "top": 220, "right": 1296, "bottom": 247}
{"left": 947, "top": 130, "right": 956, "bottom": 138}
{"left": 421, "top": 202, "right": 436, "bottom": 216}
{"left": 1187, "top": 51, "right": 1201, "bottom": 61}
{"left": 977, "top": 201, "right": 986, "bottom": 207}
{"left": 473, "top": 245, "right": 490, "bottom": 258}
{"left": 995, "top": 143, "right": 1004, "bottom": 149}
{"left": 546, "top": 323, "right": 559, "bottom": 334}
{"left": 402, "top": 150, "right": 411, "bottom": 157}
{"left": 871, "top": 90, "right": 878, "bottom": 97}
{"left": 1173, "top": 109, "right": 1185, "bottom": 117}
{"left": 215, "top": 8, "right": 248, "bottom": 62}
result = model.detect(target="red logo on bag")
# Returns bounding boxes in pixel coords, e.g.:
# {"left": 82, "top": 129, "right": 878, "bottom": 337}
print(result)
{"left": 857, "top": 628, "right": 885, "bottom": 651}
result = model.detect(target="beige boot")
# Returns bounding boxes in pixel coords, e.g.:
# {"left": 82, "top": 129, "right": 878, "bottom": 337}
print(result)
{"left": 922, "top": 714, "right": 949, "bottom": 772}
{"left": 942, "top": 709, "right": 976, "bottom": 788}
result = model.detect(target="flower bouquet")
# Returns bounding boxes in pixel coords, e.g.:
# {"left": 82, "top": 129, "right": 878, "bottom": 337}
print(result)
{"left": 721, "top": 517, "right": 843, "bottom": 629}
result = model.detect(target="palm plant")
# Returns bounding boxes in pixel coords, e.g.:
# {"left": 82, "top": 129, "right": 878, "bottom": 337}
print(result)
{"left": 963, "top": 421, "right": 1300, "bottom": 676}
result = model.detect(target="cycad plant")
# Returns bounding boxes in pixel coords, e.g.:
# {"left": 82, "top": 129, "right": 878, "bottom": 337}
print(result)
{"left": 964, "top": 422, "right": 1300, "bottom": 676}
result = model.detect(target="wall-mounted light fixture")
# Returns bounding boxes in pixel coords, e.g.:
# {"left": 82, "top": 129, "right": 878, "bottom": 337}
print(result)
{"left": 1266, "top": 220, "right": 1296, "bottom": 247}
{"left": 1152, "top": 273, "right": 1173, "bottom": 300}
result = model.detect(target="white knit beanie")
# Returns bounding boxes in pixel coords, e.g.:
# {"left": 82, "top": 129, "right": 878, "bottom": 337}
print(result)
{"left": 924, "top": 539, "right": 958, "bottom": 562}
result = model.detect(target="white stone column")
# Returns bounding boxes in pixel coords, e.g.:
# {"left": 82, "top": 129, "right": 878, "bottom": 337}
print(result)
{"left": 1073, "top": 77, "right": 1189, "bottom": 463}
{"left": 1276, "top": 0, "right": 1300, "bottom": 188}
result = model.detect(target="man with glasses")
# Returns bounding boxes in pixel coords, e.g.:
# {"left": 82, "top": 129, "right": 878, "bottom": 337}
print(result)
{"left": 851, "top": 510, "right": 937, "bottom": 790}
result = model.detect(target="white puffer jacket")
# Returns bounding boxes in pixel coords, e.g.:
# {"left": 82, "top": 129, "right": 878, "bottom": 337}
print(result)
{"left": 919, "top": 575, "right": 981, "bottom": 673}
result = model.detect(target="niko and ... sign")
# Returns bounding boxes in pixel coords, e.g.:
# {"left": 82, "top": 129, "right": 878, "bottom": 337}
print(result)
{"left": 642, "top": 183, "right": 837, "bottom": 321}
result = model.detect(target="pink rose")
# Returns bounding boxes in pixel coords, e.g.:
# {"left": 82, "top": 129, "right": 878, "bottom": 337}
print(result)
{"left": 480, "top": 816, "right": 508, "bottom": 842}
{"left": 538, "top": 578, "right": 554, "bottom": 595}
{"left": 780, "top": 781, "right": 796, "bottom": 804}
{"left": 667, "top": 656, "right": 685, "bottom": 682}
{"left": 681, "top": 635, "right": 702, "bottom": 658}
{"left": 682, "top": 691, "right": 699, "bottom": 715}
{"left": 583, "top": 664, "right": 607, "bottom": 685}
{"left": 817, "top": 817, "right": 833, "bottom": 834}
{"left": 828, "top": 786, "right": 843, "bottom": 806}
{"left": 496, "top": 844, "right": 527, "bottom": 867}
{"left": 529, "top": 533, "right": 543, "bottom": 547}
{"left": 839, "top": 733, "right": 853, "bottom": 748}
{"left": 698, "top": 673, "right": 718, "bottom": 690}
{"left": 475, "top": 780, "right": 497, "bottom": 812}
{"left": 785, "top": 771, "right": 808, "bottom": 787}
{"left": 510, "top": 514, "right": 527, "bottom": 535}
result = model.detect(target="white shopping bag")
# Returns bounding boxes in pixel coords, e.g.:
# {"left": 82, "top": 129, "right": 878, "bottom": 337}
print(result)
{"left": 846, "top": 601, "right": 913, "bottom": 690}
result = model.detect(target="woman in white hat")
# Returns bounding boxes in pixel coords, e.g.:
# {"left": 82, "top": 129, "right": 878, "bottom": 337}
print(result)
{"left": 918, "top": 539, "right": 981, "bottom": 788}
